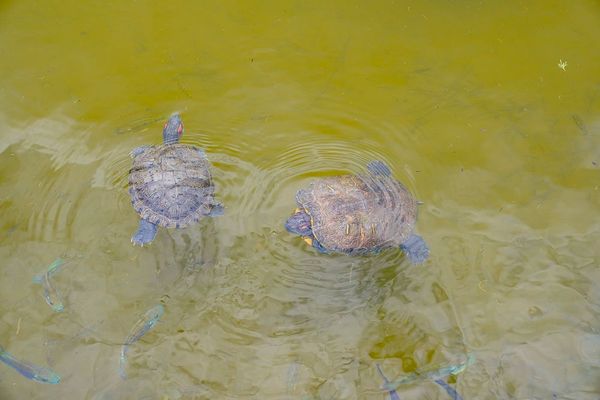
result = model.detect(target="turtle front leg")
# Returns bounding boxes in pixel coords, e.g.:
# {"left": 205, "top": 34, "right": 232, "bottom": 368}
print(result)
{"left": 131, "top": 219, "right": 158, "bottom": 246}
{"left": 400, "top": 234, "right": 429, "bottom": 264}
{"left": 130, "top": 146, "right": 150, "bottom": 158}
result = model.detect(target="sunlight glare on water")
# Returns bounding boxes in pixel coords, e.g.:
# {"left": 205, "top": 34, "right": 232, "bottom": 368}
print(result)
{"left": 0, "top": 1, "right": 599, "bottom": 399}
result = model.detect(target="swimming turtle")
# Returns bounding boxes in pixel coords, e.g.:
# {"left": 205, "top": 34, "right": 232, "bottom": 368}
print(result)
{"left": 128, "top": 113, "right": 222, "bottom": 246}
{"left": 284, "top": 161, "right": 429, "bottom": 263}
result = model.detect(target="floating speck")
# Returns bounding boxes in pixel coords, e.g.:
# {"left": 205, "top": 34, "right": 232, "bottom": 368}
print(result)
{"left": 558, "top": 59, "right": 568, "bottom": 71}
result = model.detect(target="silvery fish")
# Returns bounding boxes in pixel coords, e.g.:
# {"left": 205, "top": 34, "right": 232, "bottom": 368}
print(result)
{"left": 119, "top": 304, "right": 164, "bottom": 379}
{"left": 32, "top": 258, "right": 65, "bottom": 312}
{"left": 0, "top": 344, "right": 61, "bottom": 384}
{"left": 114, "top": 116, "right": 164, "bottom": 135}
{"left": 376, "top": 364, "right": 401, "bottom": 400}
{"left": 382, "top": 353, "right": 475, "bottom": 391}
{"left": 286, "top": 361, "right": 300, "bottom": 395}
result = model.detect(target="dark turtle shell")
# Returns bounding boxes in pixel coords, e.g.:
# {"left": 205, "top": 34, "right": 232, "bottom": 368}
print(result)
{"left": 129, "top": 144, "right": 217, "bottom": 228}
{"left": 296, "top": 172, "right": 417, "bottom": 253}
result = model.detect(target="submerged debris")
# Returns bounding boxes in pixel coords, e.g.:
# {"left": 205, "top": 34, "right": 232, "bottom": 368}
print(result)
{"left": 558, "top": 59, "right": 568, "bottom": 71}
{"left": 381, "top": 353, "right": 475, "bottom": 391}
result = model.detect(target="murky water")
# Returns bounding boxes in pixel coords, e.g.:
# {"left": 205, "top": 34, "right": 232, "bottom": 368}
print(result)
{"left": 1, "top": 1, "right": 599, "bottom": 399}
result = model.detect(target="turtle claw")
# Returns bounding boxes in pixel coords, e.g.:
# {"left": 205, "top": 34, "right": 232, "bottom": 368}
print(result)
{"left": 131, "top": 236, "right": 146, "bottom": 247}
{"left": 131, "top": 239, "right": 145, "bottom": 247}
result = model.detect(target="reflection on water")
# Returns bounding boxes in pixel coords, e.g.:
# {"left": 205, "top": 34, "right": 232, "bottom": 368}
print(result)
{"left": 1, "top": 0, "right": 600, "bottom": 399}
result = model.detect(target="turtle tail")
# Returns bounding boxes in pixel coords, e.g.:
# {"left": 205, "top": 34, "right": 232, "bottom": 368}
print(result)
{"left": 400, "top": 234, "right": 429, "bottom": 264}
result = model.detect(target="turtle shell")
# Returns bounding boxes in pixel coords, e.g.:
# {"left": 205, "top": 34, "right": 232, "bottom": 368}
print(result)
{"left": 296, "top": 172, "right": 417, "bottom": 254}
{"left": 129, "top": 144, "right": 216, "bottom": 228}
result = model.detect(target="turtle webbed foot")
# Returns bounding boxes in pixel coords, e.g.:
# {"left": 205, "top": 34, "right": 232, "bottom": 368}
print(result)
{"left": 131, "top": 219, "right": 158, "bottom": 246}
{"left": 400, "top": 234, "right": 429, "bottom": 264}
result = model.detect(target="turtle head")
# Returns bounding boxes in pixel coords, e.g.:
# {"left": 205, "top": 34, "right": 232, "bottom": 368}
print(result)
{"left": 163, "top": 113, "right": 184, "bottom": 144}
{"left": 285, "top": 208, "right": 313, "bottom": 236}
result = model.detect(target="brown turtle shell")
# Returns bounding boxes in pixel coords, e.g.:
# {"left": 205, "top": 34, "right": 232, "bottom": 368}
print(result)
{"left": 296, "top": 172, "right": 417, "bottom": 253}
{"left": 129, "top": 144, "right": 216, "bottom": 228}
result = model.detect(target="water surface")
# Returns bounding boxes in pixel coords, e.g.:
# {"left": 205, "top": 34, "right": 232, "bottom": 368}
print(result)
{"left": 0, "top": 1, "right": 599, "bottom": 399}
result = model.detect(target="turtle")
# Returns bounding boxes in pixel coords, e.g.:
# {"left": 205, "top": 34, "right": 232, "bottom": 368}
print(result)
{"left": 284, "top": 161, "right": 429, "bottom": 263}
{"left": 128, "top": 113, "right": 222, "bottom": 246}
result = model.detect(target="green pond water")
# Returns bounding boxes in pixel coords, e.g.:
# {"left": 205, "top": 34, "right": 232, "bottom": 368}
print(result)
{"left": 1, "top": 1, "right": 599, "bottom": 399}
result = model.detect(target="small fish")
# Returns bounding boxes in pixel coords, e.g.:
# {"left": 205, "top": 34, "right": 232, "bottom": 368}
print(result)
{"left": 425, "top": 353, "right": 474, "bottom": 378}
{"left": 0, "top": 344, "right": 61, "bottom": 384}
{"left": 572, "top": 114, "right": 589, "bottom": 135}
{"left": 114, "top": 116, "right": 164, "bottom": 135}
{"left": 119, "top": 304, "right": 164, "bottom": 379}
{"left": 41, "top": 271, "right": 64, "bottom": 312}
{"left": 32, "top": 258, "right": 65, "bottom": 283}
{"left": 382, "top": 353, "right": 475, "bottom": 391}
{"left": 434, "top": 378, "right": 464, "bottom": 400}
{"left": 286, "top": 361, "right": 300, "bottom": 395}
{"left": 32, "top": 258, "right": 66, "bottom": 312}
{"left": 376, "top": 364, "right": 401, "bottom": 400}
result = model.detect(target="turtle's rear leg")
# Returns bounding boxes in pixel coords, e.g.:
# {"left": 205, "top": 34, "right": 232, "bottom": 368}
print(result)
{"left": 400, "top": 234, "right": 429, "bottom": 264}
{"left": 131, "top": 219, "right": 158, "bottom": 246}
